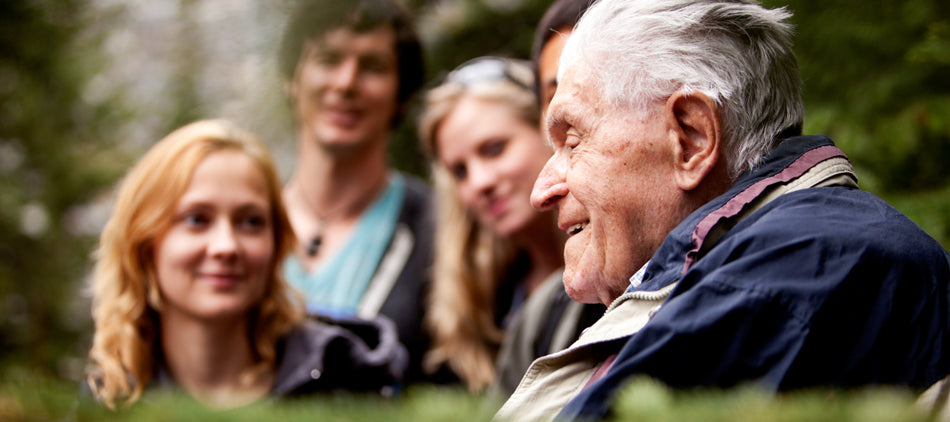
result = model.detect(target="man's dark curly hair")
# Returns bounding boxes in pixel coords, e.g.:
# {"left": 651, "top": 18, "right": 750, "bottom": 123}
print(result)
{"left": 278, "top": 0, "right": 426, "bottom": 127}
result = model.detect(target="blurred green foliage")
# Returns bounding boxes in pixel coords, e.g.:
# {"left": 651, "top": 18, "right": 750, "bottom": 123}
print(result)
{"left": 610, "top": 378, "right": 931, "bottom": 422}
{"left": 774, "top": 0, "right": 950, "bottom": 245}
{"left": 0, "top": 376, "right": 933, "bottom": 421}
{"left": 0, "top": 0, "right": 130, "bottom": 378}
{"left": 0, "top": 0, "right": 948, "bottom": 417}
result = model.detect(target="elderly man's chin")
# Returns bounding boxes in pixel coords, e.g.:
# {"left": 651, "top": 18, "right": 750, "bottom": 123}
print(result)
{"left": 562, "top": 248, "right": 632, "bottom": 305}
{"left": 562, "top": 263, "right": 608, "bottom": 305}
{"left": 562, "top": 236, "right": 604, "bottom": 304}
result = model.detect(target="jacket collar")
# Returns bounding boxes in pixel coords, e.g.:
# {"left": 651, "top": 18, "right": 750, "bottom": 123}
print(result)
{"left": 631, "top": 135, "right": 853, "bottom": 293}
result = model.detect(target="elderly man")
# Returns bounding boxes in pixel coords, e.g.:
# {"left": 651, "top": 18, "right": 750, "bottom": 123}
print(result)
{"left": 495, "top": 0, "right": 950, "bottom": 421}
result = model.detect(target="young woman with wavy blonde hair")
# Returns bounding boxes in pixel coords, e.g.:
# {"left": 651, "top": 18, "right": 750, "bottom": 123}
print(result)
{"left": 418, "top": 57, "right": 581, "bottom": 393}
{"left": 87, "top": 119, "right": 405, "bottom": 409}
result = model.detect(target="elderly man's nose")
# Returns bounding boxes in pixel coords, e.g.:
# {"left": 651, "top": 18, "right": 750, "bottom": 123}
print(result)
{"left": 531, "top": 154, "right": 568, "bottom": 210}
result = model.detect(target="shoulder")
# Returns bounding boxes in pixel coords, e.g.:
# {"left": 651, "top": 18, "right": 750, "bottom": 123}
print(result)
{"left": 273, "top": 316, "right": 407, "bottom": 396}
{"left": 501, "top": 271, "right": 565, "bottom": 345}
{"left": 282, "top": 316, "right": 406, "bottom": 369}
{"left": 274, "top": 319, "right": 345, "bottom": 387}
{"left": 397, "top": 172, "right": 432, "bottom": 207}
{"left": 683, "top": 186, "right": 949, "bottom": 319}
{"left": 522, "top": 270, "right": 567, "bottom": 316}
{"left": 393, "top": 172, "right": 433, "bottom": 229}
{"left": 733, "top": 187, "right": 948, "bottom": 269}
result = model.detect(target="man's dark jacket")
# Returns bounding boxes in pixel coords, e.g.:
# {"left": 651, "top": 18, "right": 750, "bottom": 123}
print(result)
{"left": 559, "top": 135, "right": 950, "bottom": 420}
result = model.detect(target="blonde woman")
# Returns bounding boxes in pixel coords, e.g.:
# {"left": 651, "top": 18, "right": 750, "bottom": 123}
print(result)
{"left": 86, "top": 119, "right": 405, "bottom": 409}
{"left": 418, "top": 57, "right": 602, "bottom": 393}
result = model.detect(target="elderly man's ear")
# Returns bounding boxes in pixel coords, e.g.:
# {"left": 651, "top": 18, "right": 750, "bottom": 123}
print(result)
{"left": 665, "top": 90, "right": 722, "bottom": 191}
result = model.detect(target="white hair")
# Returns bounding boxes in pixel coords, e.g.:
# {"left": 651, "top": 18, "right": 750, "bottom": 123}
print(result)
{"left": 560, "top": 0, "right": 804, "bottom": 177}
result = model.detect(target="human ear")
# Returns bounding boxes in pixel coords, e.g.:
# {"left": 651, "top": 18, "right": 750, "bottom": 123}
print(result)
{"left": 665, "top": 90, "right": 722, "bottom": 191}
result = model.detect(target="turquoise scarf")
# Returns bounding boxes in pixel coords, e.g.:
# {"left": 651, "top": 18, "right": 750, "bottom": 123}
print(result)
{"left": 284, "top": 173, "right": 406, "bottom": 317}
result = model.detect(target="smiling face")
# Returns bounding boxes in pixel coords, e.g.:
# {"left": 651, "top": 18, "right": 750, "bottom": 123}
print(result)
{"left": 436, "top": 95, "right": 551, "bottom": 238}
{"left": 530, "top": 63, "right": 690, "bottom": 305}
{"left": 153, "top": 150, "right": 274, "bottom": 321}
{"left": 289, "top": 25, "right": 400, "bottom": 154}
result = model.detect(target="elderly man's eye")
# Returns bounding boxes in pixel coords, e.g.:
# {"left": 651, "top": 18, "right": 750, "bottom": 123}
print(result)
{"left": 565, "top": 129, "right": 581, "bottom": 150}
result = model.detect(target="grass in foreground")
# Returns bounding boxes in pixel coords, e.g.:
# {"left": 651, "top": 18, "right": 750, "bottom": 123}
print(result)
{"left": 0, "top": 373, "right": 936, "bottom": 422}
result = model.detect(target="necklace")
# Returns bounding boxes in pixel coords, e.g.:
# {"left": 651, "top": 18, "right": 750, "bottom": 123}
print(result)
{"left": 300, "top": 194, "right": 335, "bottom": 258}
{"left": 306, "top": 222, "right": 324, "bottom": 256}
{"left": 291, "top": 174, "right": 387, "bottom": 258}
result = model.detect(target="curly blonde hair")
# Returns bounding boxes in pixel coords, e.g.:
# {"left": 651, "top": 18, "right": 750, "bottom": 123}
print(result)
{"left": 86, "top": 119, "right": 304, "bottom": 409}
{"left": 417, "top": 58, "right": 539, "bottom": 392}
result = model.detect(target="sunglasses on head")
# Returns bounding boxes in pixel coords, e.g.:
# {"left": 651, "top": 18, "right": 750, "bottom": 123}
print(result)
{"left": 445, "top": 56, "right": 533, "bottom": 92}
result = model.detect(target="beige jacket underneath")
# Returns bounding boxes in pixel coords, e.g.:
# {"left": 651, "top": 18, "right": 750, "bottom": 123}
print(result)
{"left": 493, "top": 283, "right": 677, "bottom": 422}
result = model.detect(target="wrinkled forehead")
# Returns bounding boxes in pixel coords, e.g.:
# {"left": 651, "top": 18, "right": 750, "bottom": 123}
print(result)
{"left": 554, "top": 25, "right": 610, "bottom": 109}
{"left": 550, "top": 47, "right": 602, "bottom": 116}
{"left": 544, "top": 63, "right": 597, "bottom": 138}
{"left": 555, "top": 27, "right": 583, "bottom": 86}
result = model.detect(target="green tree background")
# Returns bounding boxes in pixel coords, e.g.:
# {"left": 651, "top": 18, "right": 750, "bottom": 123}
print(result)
{"left": 1, "top": 0, "right": 948, "bottom": 392}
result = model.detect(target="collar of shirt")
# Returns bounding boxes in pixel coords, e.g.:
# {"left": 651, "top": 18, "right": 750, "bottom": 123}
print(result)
{"left": 628, "top": 260, "right": 650, "bottom": 289}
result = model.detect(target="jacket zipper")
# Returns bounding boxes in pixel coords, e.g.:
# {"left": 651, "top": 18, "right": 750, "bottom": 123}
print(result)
{"left": 605, "top": 282, "right": 679, "bottom": 314}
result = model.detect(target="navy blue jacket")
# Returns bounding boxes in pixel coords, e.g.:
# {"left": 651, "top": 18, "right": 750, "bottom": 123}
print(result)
{"left": 559, "top": 136, "right": 950, "bottom": 420}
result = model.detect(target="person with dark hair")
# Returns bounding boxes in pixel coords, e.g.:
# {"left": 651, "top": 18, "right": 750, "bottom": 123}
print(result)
{"left": 530, "top": 0, "right": 591, "bottom": 118}
{"left": 277, "top": 0, "right": 425, "bottom": 125}
{"left": 495, "top": 0, "right": 950, "bottom": 420}
{"left": 277, "top": 0, "right": 434, "bottom": 384}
